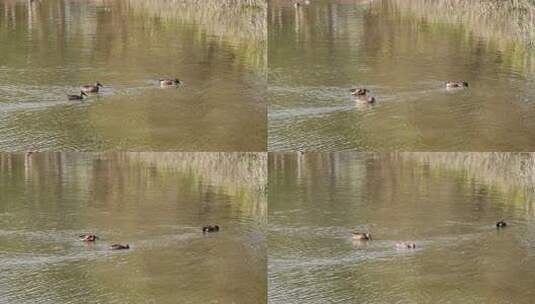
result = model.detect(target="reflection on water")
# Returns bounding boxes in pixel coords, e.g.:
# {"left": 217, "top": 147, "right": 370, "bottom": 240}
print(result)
{"left": 269, "top": 153, "right": 535, "bottom": 303}
{"left": 0, "top": 153, "right": 266, "bottom": 303}
{"left": 268, "top": 0, "right": 535, "bottom": 151}
{"left": 0, "top": 0, "right": 266, "bottom": 151}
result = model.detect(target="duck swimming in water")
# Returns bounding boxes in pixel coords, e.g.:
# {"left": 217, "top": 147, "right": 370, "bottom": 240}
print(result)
{"left": 350, "top": 88, "right": 376, "bottom": 103}
{"left": 496, "top": 220, "right": 507, "bottom": 229}
{"left": 356, "top": 95, "right": 376, "bottom": 103}
{"left": 396, "top": 242, "right": 416, "bottom": 249}
{"left": 79, "top": 234, "right": 99, "bottom": 242}
{"left": 159, "top": 78, "right": 182, "bottom": 88}
{"left": 111, "top": 244, "right": 130, "bottom": 250}
{"left": 294, "top": 0, "right": 310, "bottom": 7}
{"left": 445, "top": 81, "right": 469, "bottom": 89}
{"left": 81, "top": 82, "right": 103, "bottom": 93}
{"left": 67, "top": 91, "right": 88, "bottom": 100}
{"left": 352, "top": 232, "right": 372, "bottom": 241}
{"left": 202, "top": 225, "right": 220, "bottom": 233}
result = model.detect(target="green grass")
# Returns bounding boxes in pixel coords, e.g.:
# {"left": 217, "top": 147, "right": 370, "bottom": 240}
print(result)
{"left": 127, "top": 152, "right": 267, "bottom": 220}
{"left": 392, "top": 0, "right": 534, "bottom": 47}
{"left": 401, "top": 152, "right": 535, "bottom": 204}
{"left": 125, "top": 0, "right": 267, "bottom": 72}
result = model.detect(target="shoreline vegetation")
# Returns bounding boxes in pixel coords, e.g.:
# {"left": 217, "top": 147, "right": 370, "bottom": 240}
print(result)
{"left": 391, "top": 0, "right": 534, "bottom": 48}
{"left": 124, "top": 152, "right": 267, "bottom": 219}
{"left": 401, "top": 153, "right": 535, "bottom": 207}
{"left": 0, "top": 152, "right": 267, "bottom": 220}
{"left": 390, "top": 0, "right": 534, "bottom": 71}
{"left": 125, "top": 0, "right": 267, "bottom": 72}
{"left": 282, "top": 0, "right": 533, "bottom": 71}
{"left": 2, "top": 0, "right": 266, "bottom": 73}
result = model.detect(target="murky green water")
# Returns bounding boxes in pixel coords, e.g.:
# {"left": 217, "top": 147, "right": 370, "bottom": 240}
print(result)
{"left": 0, "top": 153, "right": 266, "bottom": 303}
{"left": 269, "top": 153, "right": 535, "bottom": 303}
{"left": 268, "top": 0, "right": 535, "bottom": 151}
{"left": 0, "top": 0, "right": 266, "bottom": 151}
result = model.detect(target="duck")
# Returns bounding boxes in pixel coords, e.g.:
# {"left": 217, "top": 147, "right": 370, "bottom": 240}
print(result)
{"left": 350, "top": 88, "right": 376, "bottom": 103}
{"left": 356, "top": 95, "right": 376, "bottom": 103}
{"left": 445, "top": 81, "right": 469, "bottom": 89}
{"left": 67, "top": 91, "right": 88, "bottom": 100}
{"left": 81, "top": 82, "right": 103, "bottom": 93}
{"left": 352, "top": 232, "right": 372, "bottom": 241}
{"left": 79, "top": 234, "right": 99, "bottom": 242}
{"left": 396, "top": 242, "right": 416, "bottom": 249}
{"left": 111, "top": 244, "right": 130, "bottom": 250}
{"left": 496, "top": 220, "right": 507, "bottom": 228}
{"left": 294, "top": 0, "right": 310, "bottom": 7}
{"left": 159, "top": 78, "right": 182, "bottom": 88}
{"left": 202, "top": 225, "right": 220, "bottom": 233}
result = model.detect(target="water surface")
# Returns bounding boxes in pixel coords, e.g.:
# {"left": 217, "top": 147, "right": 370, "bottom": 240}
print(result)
{"left": 269, "top": 153, "right": 535, "bottom": 303}
{"left": 268, "top": 0, "right": 535, "bottom": 151}
{"left": 0, "top": 0, "right": 266, "bottom": 151}
{"left": 0, "top": 152, "right": 266, "bottom": 303}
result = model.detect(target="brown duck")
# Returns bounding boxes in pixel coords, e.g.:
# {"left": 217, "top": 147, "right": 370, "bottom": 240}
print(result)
{"left": 67, "top": 91, "right": 88, "bottom": 100}
{"left": 352, "top": 232, "right": 372, "bottom": 241}
{"left": 159, "top": 79, "right": 182, "bottom": 88}
{"left": 350, "top": 88, "right": 376, "bottom": 103}
{"left": 111, "top": 244, "right": 130, "bottom": 250}
{"left": 202, "top": 225, "right": 220, "bottom": 233}
{"left": 81, "top": 82, "right": 103, "bottom": 93}
{"left": 445, "top": 81, "right": 469, "bottom": 89}
{"left": 79, "top": 234, "right": 99, "bottom": 242}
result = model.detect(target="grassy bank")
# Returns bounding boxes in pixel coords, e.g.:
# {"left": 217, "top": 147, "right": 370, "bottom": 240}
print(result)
{"left": 126, "top": 152, "right": 267, "bottom": 219}
{"left": 390, "top": 0, "right": 534, "bottom": 71}
{"left": 392, "top": 0, "right": 534, "bottom": 46}
{"left": 125, "top": 0, "right": 267, "bottom": 72}
{"left": 401, "top": 152, "right": 535, "bottom": 206}
{"left": 0, "top": 152, "right": 267, "bottom": 220}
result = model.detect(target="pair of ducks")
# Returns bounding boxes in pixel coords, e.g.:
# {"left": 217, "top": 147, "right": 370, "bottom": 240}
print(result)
{"left": 350, "top": 88, "right": 375, "bottom": 103}
{"left": 352, "top": 232, "right": 417, "bottom": 249}
{"left": 352, "top": 220, "right": 507, "bottom": 249}
{"left": 67, "top": 82, "right": 104, "bottom": 100}
{"left": 350, "top": 81, "right": 469, "bottom": 104}
{"left": 67, "top": 78, "right": 183, "bottom": 100}
{"left": 79, "top": 234, "right": 129, "bottom": 250}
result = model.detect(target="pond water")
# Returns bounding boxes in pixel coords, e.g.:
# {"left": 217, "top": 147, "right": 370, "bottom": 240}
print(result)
{"left": 0, "top": 0, "right": 266, "bottom": 151}
{"left": 268, "top": 0, "right": 535, "bottom": 151}
{"left": 269, "top": 153, "right": 535, "bottom": 303}
{"left": 0, "top": 153, "right": 266, "bottom": 303}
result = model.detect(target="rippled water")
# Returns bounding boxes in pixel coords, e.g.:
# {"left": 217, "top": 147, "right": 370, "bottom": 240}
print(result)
{"left": 0, "top": 0, "right": 266, "bottom": 151}
{"left": 268, "top": 0, "right": 535, "bottom": 151}
{"left": 269, "top": 153, "right": 535, "bottom": 303}
{"left": 0, "top": 153, "right": 266, "bottom": 303}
